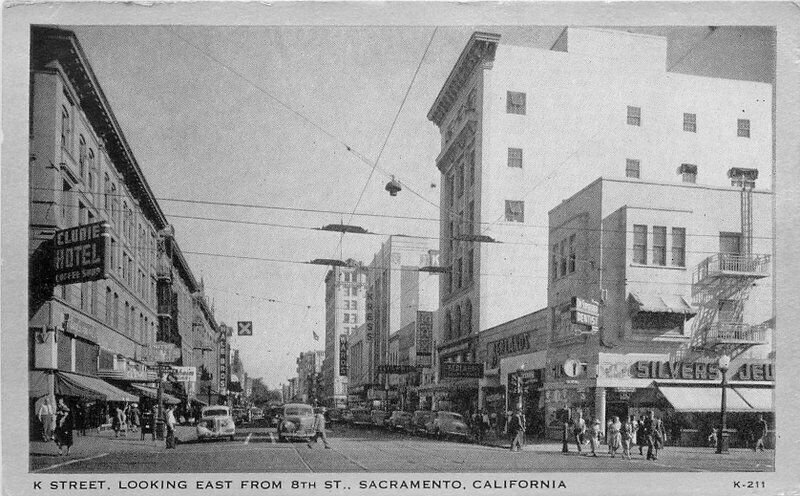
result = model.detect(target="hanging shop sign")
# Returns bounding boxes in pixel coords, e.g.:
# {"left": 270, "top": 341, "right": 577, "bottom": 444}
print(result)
{"left": 487, "top": 332, "right": 531, "bottom": 369}
{"left": 53, "top": 222, "right": 110, "bottom": 285}
{"left": 440, "top": 362, "right": 483, "bottom": 379}
{"left": 378, "top": 364, "right": 418, "bottom": 375}
{"left": 365, "top": 291, "right": 374, "bottom": 341}
{"left": 144, "top": 343, "right": 181, "bottom": 363}
{"left": 339, "top": 335, "right": 348, "bottom": 376}
{"left": 416, "top": 311, "right": 433, "bottom": 356}
{"left": 171, "top": 366, "right": 197, "bottom": 382}
{"left": 570, "top": 297, "right": 599, "bottom": 327}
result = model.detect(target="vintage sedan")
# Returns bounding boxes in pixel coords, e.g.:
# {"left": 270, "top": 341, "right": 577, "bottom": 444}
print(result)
{"left": 425, "top": 411, "right": 469, "bottom": 439}
{"left": 196, "top": 406, "right": 236, "bottom": 441}
{"left": 277, "top": 403, "right": 316, "bottom": 442}
{"left": 411, "top": 410, "right": 434, "bottom": 435}
{"left": 387, "top": 411, "right": 413, "bottom": 431}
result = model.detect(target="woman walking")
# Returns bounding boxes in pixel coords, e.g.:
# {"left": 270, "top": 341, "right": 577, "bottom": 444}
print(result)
{"left": 621, "top": 417, "right": 633, "bottom": 460}
{"left": 608, "top": 416, "right": 622, "bottom": 458}
{"left": 637, "top": 415, "right": 647, "bottom": 456}
{"left": 585, "top": 419, "right": 601, "bottom": 457}
{"left": 54, "top": 398, "right": 74, "bottom": 456}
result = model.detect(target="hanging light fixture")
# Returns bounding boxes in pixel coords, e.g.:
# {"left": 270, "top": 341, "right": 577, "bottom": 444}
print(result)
{"left": 385, "top": 176, "right": 402, "bottom": 197}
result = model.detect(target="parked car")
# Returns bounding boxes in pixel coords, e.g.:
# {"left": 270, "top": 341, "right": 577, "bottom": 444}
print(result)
{"left": 277, "top": 403, "right": 315, "bottom": 442}
{"left": 371, "top": 409, "right": 391, "bottom": 428}
{"left": 249, "top": 407, "right": 264, "bottom": 421}
{"left": 232, "top": 407, "right": 248, "bottom": 425}
{"left": 387, "top": 411, "right": 413, "bottom": 431}
{"left": 349, "top": 408, "right": 373, "bottom": 427}
{"left": 411, "top": 410, "right": 434, "bottom": 435}
{"left": 425, "top": 411, "right": 469, "bottom": 439}
{"left": 326, "top": 408, "right": 344, "bottom": 424}
{"left": 341, "top": 409, "right": 354, "bottom": 424}
{"left": 266, "top": 406, "right": 283, "bottom": 427}
{"left": 196, "top": 406, "right": 236, "bottom": 441}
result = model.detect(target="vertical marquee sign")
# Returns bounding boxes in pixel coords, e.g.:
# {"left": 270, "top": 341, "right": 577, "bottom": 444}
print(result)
{"left": 416, "top": 310, "right": 433, "bottom": 366}
{"left": 339, "top": 334, "right": 348, "bottom": 376}
{"left": 53, "top": 222, "right": 111, "bottom": 284}
{"left": 365, "top": 290, "right": 374, "bottom": 341}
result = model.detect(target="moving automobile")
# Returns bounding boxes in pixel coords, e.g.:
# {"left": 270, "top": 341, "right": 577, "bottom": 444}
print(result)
{"left": 196, "top": 406, "right": 236, "bottom": 441}
{"left": 249, "top": 407, "right": 264, "bottom": 421}
{"left": 387, "top": 411, "right": 413, "bottom": 431}
{"left": 349, "top": 407, "right": 373, "bottom": 426}
{"left": 278, "top": 403, "right": 315, "bottom": 442}
{"left": 425, "top": 411, "right": 469, "bottom": 439}
{"left": 411, "top": 410, "right": 434, "bottom": 435}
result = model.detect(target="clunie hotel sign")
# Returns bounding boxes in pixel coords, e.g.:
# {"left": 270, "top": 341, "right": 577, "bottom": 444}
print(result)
{"left": 53, "top": 221, "right": 111, "bottom": 284}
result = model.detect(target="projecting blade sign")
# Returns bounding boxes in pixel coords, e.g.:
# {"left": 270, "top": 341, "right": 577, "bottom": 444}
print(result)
{"left": 237, "top": 321, "right": 253, "bottom": 336}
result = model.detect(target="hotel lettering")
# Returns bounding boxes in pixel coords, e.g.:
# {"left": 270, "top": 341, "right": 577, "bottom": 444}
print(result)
{"left": 53, "top": 222, "right": 110, "bottom": 285}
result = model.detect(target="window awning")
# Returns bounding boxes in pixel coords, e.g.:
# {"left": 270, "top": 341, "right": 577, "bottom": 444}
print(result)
{"left": 56, "top": 371, "right": 139, "bottom": 402}
{"left": 629, "top": 293, "right": 697, "bottom": 315}
{"left": 416, "top": 378, "right": 479, "bottom": 393}
{"left": 656, "top": 385, "right": 773, "bottom": 412}
{"left": 131, "top": 384, "right": 181, "bottom": 405}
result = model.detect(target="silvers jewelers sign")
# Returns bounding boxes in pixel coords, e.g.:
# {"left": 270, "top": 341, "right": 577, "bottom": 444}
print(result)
{"left": 53, "top": 222, "right": 110, "bottom": 284}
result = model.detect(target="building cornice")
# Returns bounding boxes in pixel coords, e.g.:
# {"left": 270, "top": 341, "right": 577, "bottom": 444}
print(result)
{"left": 427, "top": 32, "right": 500, "bottom": 127}
{"left": 31, "top": 26, "right": 169, "bottom": 231}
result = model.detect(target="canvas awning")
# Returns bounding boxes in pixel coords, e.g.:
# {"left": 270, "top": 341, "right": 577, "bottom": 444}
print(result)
{"left": 416, "top": 378, "right": 480, "bottom": 393}
{"left": 629, "top": 292, "right": 697, "bottom": 315}
{"left": 656, "top": 385, "right": 773, "bottom": 412}
{"left": 56, "top": 371, "right": 138, "bottom": 402}
{"left": 131, "top": 384, "right": 181, "bottom": 405}
{"left": 29, "top": 370, "right": 52, "bottom": 399}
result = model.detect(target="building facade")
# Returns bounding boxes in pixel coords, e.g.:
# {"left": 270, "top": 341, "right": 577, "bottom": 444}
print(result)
{"left": 321, "top": 262, "right": 367, "bottom": 408}
{"left": 296, "top": 350, "right": 324, "bottom": 405}
{"left": 426, "top": 28, "right": 772, "bottom": 392}
{"left": 543, "top": 176, "right": 773, "bottom": 443}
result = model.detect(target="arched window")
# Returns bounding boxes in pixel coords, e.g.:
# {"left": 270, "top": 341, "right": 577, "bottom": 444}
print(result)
{"left": 453, "top": 305, "right": 462, "bottom": 339}
{"left": 464, "top": 299, "right": 472, "bottom": 335}
{"left": 78, "top": 135, "right": 87, "bottom": 179}
{"left": 444, "top": 311, "right": 452, "bottom": 341}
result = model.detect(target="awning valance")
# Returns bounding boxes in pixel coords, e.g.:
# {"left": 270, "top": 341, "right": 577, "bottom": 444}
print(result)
{"left": 29, "top": 370, "right": 52, "bottom": 399}
{"left": 657, "top": 385, "right": 773, "bottom": 412}
{"left": 56, "top": 371, "right": 138, "bottom": 402}
{"left": 629, "top": 293, "right": 697, "bottom": 315}
{"left": 131, "top": 384, "right": 181, "bottom": 405}
{"left": 416, "top": 378, "right": 479, "bottom": 393}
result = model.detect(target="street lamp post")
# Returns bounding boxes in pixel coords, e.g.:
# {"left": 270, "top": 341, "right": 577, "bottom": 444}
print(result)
{"left": 516, "top": 364, "right": 525, "bottom": 411}
{"left": 716, "top": 354, "right": 731, "bottom": 454}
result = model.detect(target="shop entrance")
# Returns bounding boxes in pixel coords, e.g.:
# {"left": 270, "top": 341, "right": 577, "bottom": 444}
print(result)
{"left": 606, "top": 401, "right": 629, "bottom": 422}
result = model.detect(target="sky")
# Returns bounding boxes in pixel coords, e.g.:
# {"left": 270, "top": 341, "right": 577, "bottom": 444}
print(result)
{"left": 66, "top": 25, "right": 775, "bottom": 388}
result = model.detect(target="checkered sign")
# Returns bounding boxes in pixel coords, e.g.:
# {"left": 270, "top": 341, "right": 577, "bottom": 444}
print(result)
{"left": 237, "top": 321, "right": 253, "bottom": 336}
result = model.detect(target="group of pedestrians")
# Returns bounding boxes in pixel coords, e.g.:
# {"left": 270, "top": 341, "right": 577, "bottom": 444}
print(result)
{"left": 36, "top": 396, "right": 74, "bottom": 456}
{"left": 570, "top": 410, "right": 665, "bottom": 460}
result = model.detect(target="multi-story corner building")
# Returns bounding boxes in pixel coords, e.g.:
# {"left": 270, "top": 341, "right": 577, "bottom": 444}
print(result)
{"left": 28, "top": 27, "right": 226, "bottom": 427}
{"left": 321, "top": 261, "right": 367, "bottom": 409}
{"left": 345, "top": 322, "right": 369, "bottom": 406}
{"left": 190, "top": 283, "right": 220, "bottom": 405}
{"left": 28, "top": 26, "right": 167, "bottom": 423}
{"left": 426, "top": 28, "right": 772, "bottom": 393}
{"left": 542, "top": 175, "right": 773, "bottom": 442}
{"left": 296, "top": 350, "right": 324, "bottom": 405}
{"left": 360, "top": 237, "right": 439, "bottom": 407}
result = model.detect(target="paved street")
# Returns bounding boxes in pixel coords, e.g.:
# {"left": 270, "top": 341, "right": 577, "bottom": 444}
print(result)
{"left": 30, "top": 424, "right": 773, "bottom": 473}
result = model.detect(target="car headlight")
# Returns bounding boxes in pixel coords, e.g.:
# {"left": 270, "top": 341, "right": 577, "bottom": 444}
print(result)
{"left": 282, "top": 421, "right": 297, "bottom": 432}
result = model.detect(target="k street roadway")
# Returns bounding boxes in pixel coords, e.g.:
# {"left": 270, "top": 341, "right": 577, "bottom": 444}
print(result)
{"left": 31, "top": 425, "right": 773, "bottom": 473}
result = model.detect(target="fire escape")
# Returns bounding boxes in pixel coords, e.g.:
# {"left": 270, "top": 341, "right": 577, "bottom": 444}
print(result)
{"left": 691, "top": 168, "right": 771, "bottom": 358}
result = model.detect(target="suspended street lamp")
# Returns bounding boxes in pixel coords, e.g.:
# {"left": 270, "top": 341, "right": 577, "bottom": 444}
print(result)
{"left": 319, "top": 223, "right": 370, "bottom": 234}
{"left": 308, "top": 258, "right": 349, "bottom": 267}
{"left": 385, "top": 176, "right": 402, "bottom": 197}
{"left": 453, "top": 234, "right": 499, "bottom": 243}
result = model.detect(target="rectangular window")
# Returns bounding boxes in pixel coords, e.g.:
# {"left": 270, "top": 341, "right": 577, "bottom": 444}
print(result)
{"left": 737, "top": 119, "right": 750, "bottom": 138}
{"left": 683, "top": 113, "right": 696, "bottom": 133}
{"left": 343, "top": 313, "right": 350, "bottom": 323}
{"left": 568, "top": 234, "right": 576, "bottom": 273}
{"left": 351, "top": 313, "right": 358, "bottom": 324}
{"left": 551, "top": 244, "right": 559, "bottom": 281}
{"left": 626, "top": 159, "right": 640, "bottom": 179}
{"left": 653, "top": 226, "right": 667, "bottom": 266}
{"left": 468, "top": 201, "right": 475, "bottom": 235}
{"left": 671, "top": 227, "right": 686, "bottom": 267}
{"left": 351, "top": 300, "right": 357, "bottom": 310}
{"left": 467, "top": 248, "right": 474, "bottom": 281}
{"left": 633, "top": 225, "right": 648, "bottom": 264}
{"left": 507, "top": 148, "right": 523, "bottom": 168}
{"left": 468, "top": 150, "right": 475, "bottom": 186}
{"left": 447, "top": 173, "right": 455, "bottom": 207}
{"left": 60, "top": 106, "right": 71, "bottom": 150}
{"left": 506, "top": 91, "right": 526, "bottom": 115}
{"left": 680, "top": 163, "right": 697, "bottom": 183}
{"left": 105, "top": 287, "right": 112, "bottom": 323}
{"left": 559, "top": 240, "right": 567, "bottom": 276}
{"left": 456, "top": 258, "right": 463, "bottom": 288}
{"left": 457, "top": 163, "right": 464, "bottom": 198}
{"left": 505, "top": 200, "right": 524, "bottom": 223}
{"left": 627, "top": 106, "right": 641, "bottom": 126}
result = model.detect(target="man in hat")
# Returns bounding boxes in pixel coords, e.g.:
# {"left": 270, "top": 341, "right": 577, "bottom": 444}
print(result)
{"left": 508, "top": 409, "right": 525, "bottom": 452}
{"left": 585, "top": 419, "right": 602, "bottom": 457}
{"left": 644, "top": 410, "right": 665, "bottom": 460}
{"left": 308, "top": 407, "right": 330, "bottom": 449}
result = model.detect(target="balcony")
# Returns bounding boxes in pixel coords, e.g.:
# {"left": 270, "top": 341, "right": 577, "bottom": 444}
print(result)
{"left": 693, "top": 253, "right": 770, "bottom": 287}
{"left": 702, "top": 322, "right": 769, "bottom": 348}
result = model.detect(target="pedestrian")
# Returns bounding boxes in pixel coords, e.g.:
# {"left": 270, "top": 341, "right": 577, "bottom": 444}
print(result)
{"left": 644, "top": 410, "right": 665, "bottom": 461}
{"left": 307, "top": 407, "right": 330, "bottom": 449}
{"left": 74, "top": 402, "right": 86, "bottom": 436}
{"left": 637, "top": 415, "right": 647, "bottom": 455}
{"left": 620, "top": 417, "right": 633, "bottom": 460}
{"left": 753, "top": 415, "right": 768, "bottom": 452}
{"left": 481, "top": 410, "right": 490, "bottom": 441}
{"left": 707, "top": 428, "right": 718, "bottom": 448}
{"left": 130, "top": 403, "right": 140, "bottom": 433}
{"left": 629, "top": 415, "right": 638, "bottom": 447}
{"left": 54, "top": 398, "right": 73, "bottom": 456}
{"left": 508, "top": 409, "right": 524, "bottom": 452}
{"left": 37, "top": 396, "right": 56, "bottom": 442}
{"left": 608, "top": 416, "right": 622, "bottom": 458}
{"left": 584, "top": 419, "right": 601, "bottom": 457}
{"left": 571, "top": 410, "right": 587, "bottom": 453}
{"left": 164, "top": 404, "right": 177, "bottom": 449}
{"left": 472, "top": 410, "right": 484, "bottom": 444}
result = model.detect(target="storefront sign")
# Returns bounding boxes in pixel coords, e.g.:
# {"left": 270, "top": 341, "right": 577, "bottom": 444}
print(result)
{"left": 339, "top": 335, "right": 348, "bottom": 376}
{"left": 440, "top": 362, "right": 483, "bottom": 378}
{"left": 486, "top": 332, "right": 530, "bottom": 369}
{"left": 171, "top": 366, "right": 196, "bottom": 382}
{"left": 378, "top": 364, "right": 417, "bottom": 374}
{"left": 634, "top": 360, "right": 720, "bottom": 380}
{"left": 144, "top": 343, "right": 181, "bottom": 363}
{"left": 570, "top": 297, "right": 599, "bottom": 327}
{"left": 735, "top": 363, "right": 774, "bottom": 381}
{"left": 365, "top": 291, "right": 374, "bottom": 341}
{"left": 53, "top": 222, "right": 110, "bottom": 284}
{"left": 416, "top": 311, "right": 433, "bottom": 356}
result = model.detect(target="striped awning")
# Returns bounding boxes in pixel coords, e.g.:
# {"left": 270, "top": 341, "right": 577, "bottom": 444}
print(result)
{"left": 131, "top": 384, "right": 181, "bottom": 405}
{"left": 56, "top": 371, "right": 138, "bottom": 402}
{"left": 657, "top": 385, "right": 773, "bottom": 412}
{"left": 629, "top": 293, "right": 697, "bottom": 315}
